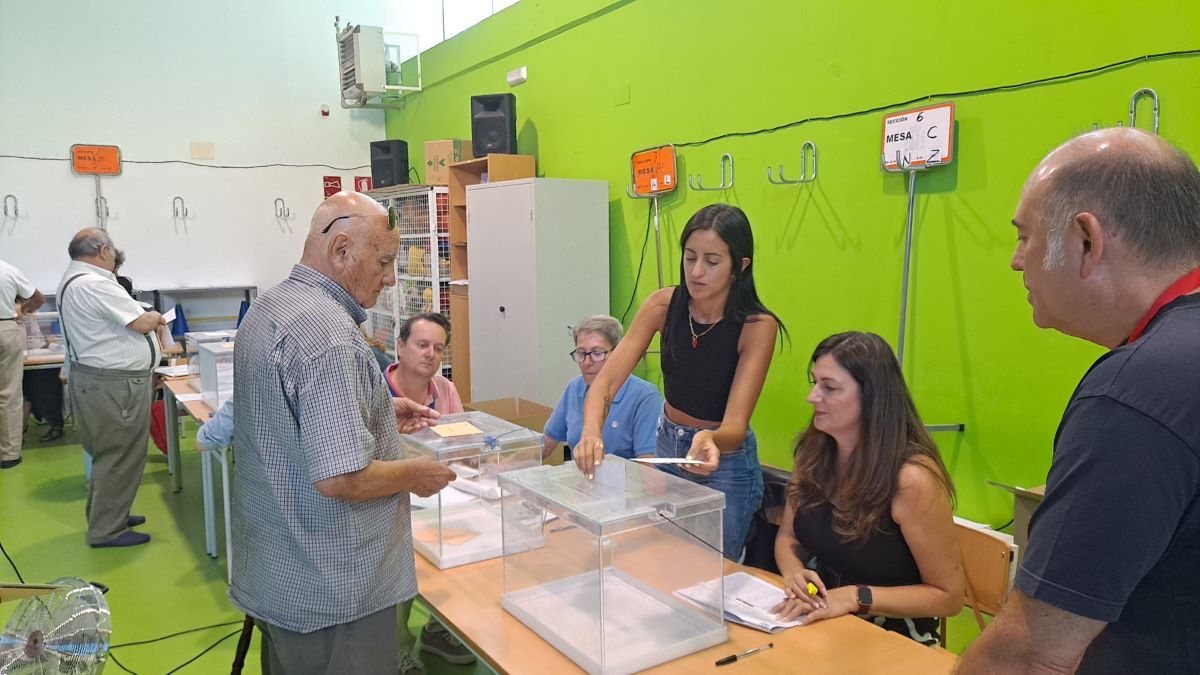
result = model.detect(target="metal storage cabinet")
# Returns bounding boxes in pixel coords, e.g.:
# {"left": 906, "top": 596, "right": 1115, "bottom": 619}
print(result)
{"left": 466, "top": 178, "right": 608, "bottom": 405}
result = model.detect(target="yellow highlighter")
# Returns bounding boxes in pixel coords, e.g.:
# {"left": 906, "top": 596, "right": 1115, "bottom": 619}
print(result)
{"left": 806, "top": 582, "right": 819, "bottom": 596}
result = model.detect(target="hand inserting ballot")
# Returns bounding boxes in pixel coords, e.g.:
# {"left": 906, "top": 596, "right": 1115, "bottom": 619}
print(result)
{"left": 573, "top": 435, "right": 605, "bottom": 479}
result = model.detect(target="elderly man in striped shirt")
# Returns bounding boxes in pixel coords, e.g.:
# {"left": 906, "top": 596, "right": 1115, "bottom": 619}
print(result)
{"left": 57, "top": 228, "right": 165, "bottom": 547}
{"left": 230, "top": 191, "right": 457, "bottom": 674}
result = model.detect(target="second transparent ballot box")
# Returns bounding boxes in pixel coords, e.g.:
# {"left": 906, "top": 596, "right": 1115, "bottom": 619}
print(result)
{"left": 196, "top": 341, "right": 234, "bottom": 410}
{"left": 499, "top": 456, "right": 727, "bottom": 675}
{"left": 398, "top": 411, "right": 542, "bottom": 568}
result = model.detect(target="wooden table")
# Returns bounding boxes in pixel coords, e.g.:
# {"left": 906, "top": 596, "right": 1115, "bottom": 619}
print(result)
{"left": 415, "top": 554, "right": 957, "bottom": 674}
{"left": 22, "top": 352, "right": 65, "bottom": 370}
{"left": 163, "top": 376, "right": 211, "bottom": 493}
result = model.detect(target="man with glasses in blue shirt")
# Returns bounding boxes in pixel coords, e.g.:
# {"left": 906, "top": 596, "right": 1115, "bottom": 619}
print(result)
{"left": 543, "top": 315, "right": 662, "bottom": 461}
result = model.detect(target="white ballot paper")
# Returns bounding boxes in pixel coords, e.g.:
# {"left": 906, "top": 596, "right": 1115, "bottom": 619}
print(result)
{"left": 631, "top": 457, "right": 705, "bottom": 466}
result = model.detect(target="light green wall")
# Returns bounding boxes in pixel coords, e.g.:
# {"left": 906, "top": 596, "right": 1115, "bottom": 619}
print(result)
{"left": 387, "top": 0, "right": 1200, "bottom": 525}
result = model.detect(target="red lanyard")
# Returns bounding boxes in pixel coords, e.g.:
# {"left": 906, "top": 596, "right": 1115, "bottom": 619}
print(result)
{"left": 1127, "top": 267, "right": 1200, "bottom": 343}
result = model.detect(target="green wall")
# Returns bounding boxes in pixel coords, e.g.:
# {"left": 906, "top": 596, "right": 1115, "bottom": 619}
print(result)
{"left": 387, "top": 0, "right": 1200, "bottom": 526}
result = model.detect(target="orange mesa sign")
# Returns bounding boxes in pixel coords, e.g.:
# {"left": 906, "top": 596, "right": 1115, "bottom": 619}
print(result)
{"left": 629, "top": 145, "right": 677, "bottom": 196}
{"left": 70, "top": 145, "right": 122, "bottom": 176}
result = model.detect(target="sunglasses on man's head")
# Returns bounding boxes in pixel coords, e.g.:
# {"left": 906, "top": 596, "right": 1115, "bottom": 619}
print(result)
{"left": 321, "top": 205, "right": 398, "bottom": 234}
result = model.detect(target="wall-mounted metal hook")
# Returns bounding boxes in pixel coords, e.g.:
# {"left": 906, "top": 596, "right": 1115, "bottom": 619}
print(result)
{"left": 172, "top": 196, "right": 190, "bottom": 235}
{"left": 767, "top": 141, "right": 818, "bottom": 185}
{"left": 688, "top": 153, "right": 734, "bottom": 191}
{"left": 274, "top": 197, "right": 290, "bottom": 219}
{"left": 3, "top": 194, "right": 18, "bottom": 218}
{"left": 1128, "top": 88, "right": 1160, "bottom": 134}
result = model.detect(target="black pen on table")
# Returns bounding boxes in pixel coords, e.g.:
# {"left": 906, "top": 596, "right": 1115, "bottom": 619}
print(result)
{"left": 715, "top": 642, "right": 773, "bottom": 667}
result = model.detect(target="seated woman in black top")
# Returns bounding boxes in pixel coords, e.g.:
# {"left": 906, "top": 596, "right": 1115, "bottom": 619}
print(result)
{"left": 772, "top": 332, "right": 963, "bottom": 644}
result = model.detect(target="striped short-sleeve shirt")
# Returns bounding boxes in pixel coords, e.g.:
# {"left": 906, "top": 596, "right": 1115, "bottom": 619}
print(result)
{"left": 228, "top": 264, "right": 415, "bottom": 633}
{"left": 56, "top": 260, "right": 160, "bottom": 370}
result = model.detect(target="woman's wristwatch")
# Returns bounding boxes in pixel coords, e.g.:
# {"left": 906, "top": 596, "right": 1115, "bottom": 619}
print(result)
{"left": 855, "top": 585, "right": 873, "bottom": 614}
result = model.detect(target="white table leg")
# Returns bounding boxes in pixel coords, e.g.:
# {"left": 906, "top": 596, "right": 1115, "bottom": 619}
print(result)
{"left": 201, "top": 449, "right": 216, "bottom": 558}
{"left": 165, "top": 387, "right": 179, "bottom": 482}
{"left": 220, "top": 446, "right": 233, "bottom": 580}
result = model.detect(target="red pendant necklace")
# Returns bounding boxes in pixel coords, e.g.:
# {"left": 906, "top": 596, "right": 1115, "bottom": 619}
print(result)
{"left": 688, "top": 313, "right": 720, "bottom": 349}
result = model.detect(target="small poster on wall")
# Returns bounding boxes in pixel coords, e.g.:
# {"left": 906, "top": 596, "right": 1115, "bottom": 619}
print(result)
{"left": 71, "top": 144, "right": 122, "bottom": 176}
{"left": 355, "top": 176, "right": 373, "bottom": 192}
{"left": 323, "top": 176, "right": 343, "bottom": 197}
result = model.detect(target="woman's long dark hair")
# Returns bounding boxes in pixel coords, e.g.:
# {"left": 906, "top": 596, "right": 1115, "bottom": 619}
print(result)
{"left": 787, "top": 332, "right": 954, "bottom": 542}
{"left": 662, "top": 204, "right": 787, "bottom": 361}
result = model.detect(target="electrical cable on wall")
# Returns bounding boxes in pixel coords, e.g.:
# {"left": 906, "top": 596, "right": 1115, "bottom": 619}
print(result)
{"left": 0, "top": 155, "right": 368, "bottom": 171}
{"left": 620, "top": 201, "right": 655, "bottom": 324}
{"left": 614, "top": 48, "right": 1200, "bottom": 346}
{"left": 668, "top": 49, "right": 1200, "bottom": 148}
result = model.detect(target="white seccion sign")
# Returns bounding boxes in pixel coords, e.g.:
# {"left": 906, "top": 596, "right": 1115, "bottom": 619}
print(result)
{"left": 881, "top": 102, "right": 955, "bottom": 172}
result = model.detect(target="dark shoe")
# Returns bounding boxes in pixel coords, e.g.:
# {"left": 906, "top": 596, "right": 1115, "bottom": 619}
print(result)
{"left": 90, "top": 531, "right": 151, "bottom": 548}
{"left": 420, "top": 620, "right": 476, "bottom": 664}
{"left": 127, "top": 515, "right": 146, "bottom": 527}
{"left": 398, "top": 651, "right": 426, "bottom": 675}
{"left": 0, "top": 458, "right": 21, "bottom": 469}
{"left": 39, "top": 427, "right": 64, "bottom": 442}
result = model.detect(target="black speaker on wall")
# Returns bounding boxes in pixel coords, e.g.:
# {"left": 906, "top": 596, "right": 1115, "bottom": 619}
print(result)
{"left": 471, "top": 94, "right": 517, "bottom": 157}
{"left": 370, "top": 140, "right": 410, "bottom": 188}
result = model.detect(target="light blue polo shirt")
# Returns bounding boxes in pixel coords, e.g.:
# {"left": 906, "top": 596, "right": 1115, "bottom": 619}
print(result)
{"left": 544, "top": 374, "right": 663, "bottom": 459}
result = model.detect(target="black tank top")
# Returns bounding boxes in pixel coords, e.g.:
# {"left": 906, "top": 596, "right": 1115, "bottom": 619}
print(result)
{"left": 660, "top": 286, "right": 742, "bottom": 422}
{"left": 792, "top": 501, "right": 941, "bottom": 645}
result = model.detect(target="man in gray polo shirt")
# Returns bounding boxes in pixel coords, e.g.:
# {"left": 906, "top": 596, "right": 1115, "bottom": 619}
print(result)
{"left": 230, "top": 191, "right": 456, "bottom": 674}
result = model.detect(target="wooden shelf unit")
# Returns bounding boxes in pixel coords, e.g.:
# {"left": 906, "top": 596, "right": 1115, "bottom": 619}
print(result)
{"left": 447, "top": 153, "right": 535, "bottom": 401}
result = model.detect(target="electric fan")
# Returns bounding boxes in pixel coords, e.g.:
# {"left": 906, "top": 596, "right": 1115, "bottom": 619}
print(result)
{"left": 0, "top": 577, "right": 110, "bottom": 674}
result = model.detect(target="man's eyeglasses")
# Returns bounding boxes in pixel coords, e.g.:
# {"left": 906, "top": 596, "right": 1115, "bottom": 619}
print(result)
{"left": 321, "top": 205, "right": 398, "bottom": 234}
{"left": 570, "top": 348, "right": 610, "bottom": 364}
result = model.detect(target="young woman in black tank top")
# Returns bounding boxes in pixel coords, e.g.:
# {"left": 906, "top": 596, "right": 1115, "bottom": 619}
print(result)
{"left": 573, "top": 204, "right": 786, "bottom": 560}
{"left": 772, "top": 332, "right": 963, "bottom": 644}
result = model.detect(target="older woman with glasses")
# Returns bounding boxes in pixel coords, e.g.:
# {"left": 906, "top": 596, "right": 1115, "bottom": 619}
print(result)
{"left": 542, "top": 315, "right": 662, "bottom": 461}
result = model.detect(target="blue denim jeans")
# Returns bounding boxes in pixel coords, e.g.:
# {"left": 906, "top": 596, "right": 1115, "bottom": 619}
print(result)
{"left": 655, "top": 414, "right": 764, "bottom": 561}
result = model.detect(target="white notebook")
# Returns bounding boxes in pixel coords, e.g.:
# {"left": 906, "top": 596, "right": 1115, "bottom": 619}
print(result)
{"left": 675, "top": 571, "right": 803, "bottom": 634}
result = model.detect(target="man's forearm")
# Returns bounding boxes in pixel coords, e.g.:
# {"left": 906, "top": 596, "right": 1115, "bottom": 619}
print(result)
{"left": 957, "top": 591, "right": 1098, "bottom": 675}
{"left": 314, "top": 459, "right": 411, "bottom": 501}
{"left": 19, "top": 290, "right": 45, "bottom": 314}
{"left": 958, "top": 628, "right": 1069, "bottom": 674}
{"left": 127, "top": 311, "right": 163, "bottom": 334}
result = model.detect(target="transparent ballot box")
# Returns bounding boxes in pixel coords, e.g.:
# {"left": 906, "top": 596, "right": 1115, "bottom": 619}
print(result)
{"left": 499, "top": 457, "right": 727, "bottom": 674}
{"left": 197, "top": 341, "right": 234, "bottom": 410}
{"left": 399, "top": 411, "right": 542, "bottom": 569}
{"left": 23, "top": 312, "right": 65, "bottom": 354}
{"left": 184, "top": 330, "right": 236, "bottom": 374}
